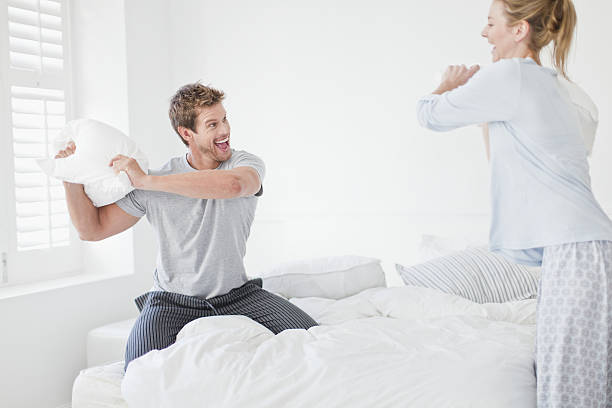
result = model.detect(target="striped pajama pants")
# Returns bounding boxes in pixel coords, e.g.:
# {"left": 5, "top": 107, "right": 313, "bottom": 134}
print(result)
{"left": 124, "top": 278, "right": 318, "bottom": 371}
{"left": 536, "top": 240, "right": 612, "bottom": 407}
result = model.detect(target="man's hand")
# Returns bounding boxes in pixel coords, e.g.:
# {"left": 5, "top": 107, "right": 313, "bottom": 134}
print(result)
{"left": 109, "top": 154, "right": 148, "bottom": 188}
{"left": 433, "top": 64, "right": 480, "bottom": 95}
{"left": 55, "top": 141, "right": 76, "bottom": 158}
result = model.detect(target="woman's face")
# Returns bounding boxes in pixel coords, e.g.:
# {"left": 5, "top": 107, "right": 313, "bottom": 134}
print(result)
{"left": 481, "top": 1, "right": 518, "bottom": 62}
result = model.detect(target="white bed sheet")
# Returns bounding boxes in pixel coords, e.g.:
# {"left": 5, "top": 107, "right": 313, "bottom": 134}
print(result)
{"left": 73, "top": 286, "right": 537, "bottom": 408}
{"left": 72, "top": 361, "right": 127, "bottom": 408}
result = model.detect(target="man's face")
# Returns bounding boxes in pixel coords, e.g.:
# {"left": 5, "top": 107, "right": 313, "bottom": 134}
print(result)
{"left": 191, "top": 103, "right": 232, "bottom": 162}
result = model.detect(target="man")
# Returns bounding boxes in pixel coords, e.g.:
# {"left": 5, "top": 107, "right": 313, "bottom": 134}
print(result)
{"left": 58, "top": 83, "right": 317, "bottom": 371}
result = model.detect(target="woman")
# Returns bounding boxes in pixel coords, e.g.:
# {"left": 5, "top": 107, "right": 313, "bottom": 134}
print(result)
{"left": 416, "top": 0, "right": 612, "bottom": 407}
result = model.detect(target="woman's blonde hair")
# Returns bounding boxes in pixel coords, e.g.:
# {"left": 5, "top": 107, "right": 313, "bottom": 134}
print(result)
{"left": 499, "top": 0, "right": 576, "bottom": 78}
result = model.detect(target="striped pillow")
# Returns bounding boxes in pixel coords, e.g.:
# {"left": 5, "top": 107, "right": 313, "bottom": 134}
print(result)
{"left": 395, "top": 247, "right": 539, "bottom": 303}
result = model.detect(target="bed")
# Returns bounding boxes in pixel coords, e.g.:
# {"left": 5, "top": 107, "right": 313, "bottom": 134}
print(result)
{"left": 72, "top": 283, "right": 537, "bottom": 408}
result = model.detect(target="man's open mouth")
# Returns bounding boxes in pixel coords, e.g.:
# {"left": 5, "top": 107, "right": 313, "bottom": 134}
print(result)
{"left": 215, "top": 137, "right": 229, "bottom": 152}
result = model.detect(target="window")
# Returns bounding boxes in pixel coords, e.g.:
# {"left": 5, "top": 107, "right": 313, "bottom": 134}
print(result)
{"left": 1, "top": 0, "right": 81, "bottom": 286}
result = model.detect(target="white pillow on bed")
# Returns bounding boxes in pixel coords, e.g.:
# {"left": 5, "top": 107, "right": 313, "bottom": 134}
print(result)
{"left": 37, "top": 118, "right": 149, "bottom": 207}
{"left": 258, "top": 255, "right": 386, "bottom": 299}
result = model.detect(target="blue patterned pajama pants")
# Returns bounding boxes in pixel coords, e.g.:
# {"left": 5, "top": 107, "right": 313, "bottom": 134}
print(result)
{"left": 537, "top": 240, "right": 612, "bottom": 407}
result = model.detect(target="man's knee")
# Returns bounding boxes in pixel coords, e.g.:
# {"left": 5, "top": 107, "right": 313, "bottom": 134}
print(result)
{"left": 252, "top": 292, "right": 318, "bottom": 333}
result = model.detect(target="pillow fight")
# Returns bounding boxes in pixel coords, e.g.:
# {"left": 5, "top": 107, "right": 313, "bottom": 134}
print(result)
{"left": 52, "top": 1, "right": 612, "bottom": 406}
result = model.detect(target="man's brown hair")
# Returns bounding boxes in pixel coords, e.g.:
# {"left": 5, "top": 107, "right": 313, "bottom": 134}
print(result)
{"left": 168, "top": 82, "right": 225, "bottom": 146}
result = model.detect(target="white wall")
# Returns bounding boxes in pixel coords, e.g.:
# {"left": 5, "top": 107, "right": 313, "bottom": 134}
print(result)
{"left": 0, "top": 1, "right": 171, "bottom": 407}
{"left": 167, "top": 0, "right": 612, "bottom": 282}
{"left": 70, "top": 0, "right": 134, "bottom": 277}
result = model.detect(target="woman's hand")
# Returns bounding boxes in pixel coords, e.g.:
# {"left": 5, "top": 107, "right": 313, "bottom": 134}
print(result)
{"left": 433, "top": 64, "right": 480, "bottom": 95}
{"left": 55, "top": 141, "right": 76, "bottom": 158}
{"left": 109, "top": 154, "right": 148, "bottom": 188}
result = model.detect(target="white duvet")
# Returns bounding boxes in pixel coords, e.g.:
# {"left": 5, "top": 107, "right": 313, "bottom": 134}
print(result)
{"left": 121, "top": 286, "right": 536, "bottom": 408}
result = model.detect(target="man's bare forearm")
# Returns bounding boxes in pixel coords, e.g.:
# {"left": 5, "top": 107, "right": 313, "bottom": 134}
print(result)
{"left": 140, "top": 170, "right": 245, "bottom": 199}
{"left": 63, "top": 182, "right": 101, "bottom": 240}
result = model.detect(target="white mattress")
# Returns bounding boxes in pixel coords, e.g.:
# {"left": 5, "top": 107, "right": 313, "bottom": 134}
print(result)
{"left": 87, "top": 318, "right": 135, "bottom": 368}
{"left": 72, "top": 286, "right": 537, "bottom": 408}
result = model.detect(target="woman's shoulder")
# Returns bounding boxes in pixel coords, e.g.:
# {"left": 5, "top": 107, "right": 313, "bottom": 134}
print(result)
{"left": 467, "top": 58, "right": 522, "bottom": 91}
{"left": 479, "top": 58, "right": 522, "bottom": 78}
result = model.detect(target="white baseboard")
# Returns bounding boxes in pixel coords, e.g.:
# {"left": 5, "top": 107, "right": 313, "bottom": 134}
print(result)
{"left": 56, "top": 403, "right": 71, "bottom": 408}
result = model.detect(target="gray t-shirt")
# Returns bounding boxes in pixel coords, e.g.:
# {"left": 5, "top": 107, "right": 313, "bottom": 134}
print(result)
{"left": 116, "top": 149, "right": 265, "bottom": 298}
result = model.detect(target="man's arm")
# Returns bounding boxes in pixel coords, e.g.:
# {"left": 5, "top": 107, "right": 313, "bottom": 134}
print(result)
{"left": 63, "top": 182, "right": 140, "bottom": 241}
{"left": 143, "top": 166, "right": 260, "bottom": 199}
{"left": 109, "top": 154, "right": 261, "bottom": 199}
{"left": 56, "top": 143, "right": 140, "bottom": 241}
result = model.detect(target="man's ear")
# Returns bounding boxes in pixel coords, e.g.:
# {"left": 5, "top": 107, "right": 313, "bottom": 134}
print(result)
{"left": 513, "top": 20, "right": 530, "bottom": 43}
{"left": 178, "top": 126, "right": 193, "bottom": 146}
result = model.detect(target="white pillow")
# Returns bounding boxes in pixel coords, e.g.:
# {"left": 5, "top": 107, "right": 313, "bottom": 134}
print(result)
{"left": 557, "top": 75, "right": 598, "bottom": 156}
{"left": 258, "top": 255, "right": 386, "bottom": 299}
{"left": 419, "top": 234, "right": 541, "bottom": 277}
{"left": 396, "top": 246, "right": 539, "bottom": 304}
{"left": 37, "top": 119, "right": 148, "bottom": 207}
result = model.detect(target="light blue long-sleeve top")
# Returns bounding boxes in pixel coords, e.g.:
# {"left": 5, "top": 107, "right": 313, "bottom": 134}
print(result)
{"left": 417, "top": 57, "right": 612, "bottom": 266}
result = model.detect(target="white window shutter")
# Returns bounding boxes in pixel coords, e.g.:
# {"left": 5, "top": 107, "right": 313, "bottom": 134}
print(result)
{"left": 2, "top": 0, "right": 81, "bottom": 285}
{"left": 8, "top": 0, "right": 64, "bottom": 74}
{"left": 8, "top": 0, "right": 69, "bottom": 251}
{"left": 11, "top": 85, "right": 69, "bottom": 250}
